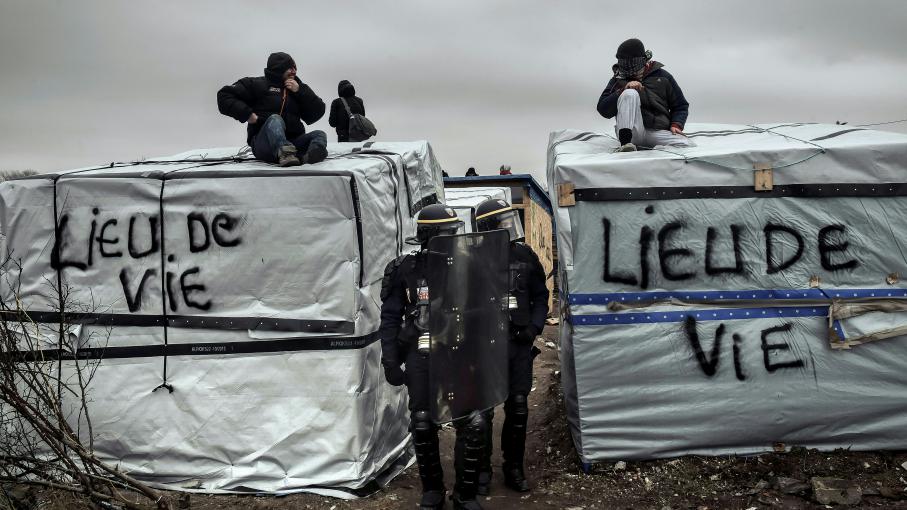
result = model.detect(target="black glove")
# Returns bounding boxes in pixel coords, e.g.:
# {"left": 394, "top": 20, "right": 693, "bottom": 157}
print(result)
{"left": 515, "top": 325, "right": 540, "bottom": 344}
{"left": 383, "top": 363, "right": 405, "bottom": 386}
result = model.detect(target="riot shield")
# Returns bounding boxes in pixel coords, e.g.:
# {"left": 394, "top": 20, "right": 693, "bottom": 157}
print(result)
{"left": 426, "top": 230, "right": 510, "bottom": 423}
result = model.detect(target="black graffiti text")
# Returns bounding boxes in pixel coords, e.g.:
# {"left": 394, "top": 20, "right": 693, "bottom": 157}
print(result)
{"left": 602, "top": 216, "right": 860, "bottom": 289}
{"left": 683, "top": 316, "right": 805, "bottom": 381}
{"left": 52, "top": 209, "right": 243, "bottom": 313}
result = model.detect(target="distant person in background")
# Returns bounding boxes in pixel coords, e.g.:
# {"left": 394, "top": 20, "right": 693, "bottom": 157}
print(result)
{"left": 465, "top": 167, "right": 479, "bottom": 177}
{"left": 596, "top": 38, "right": 692, "bottom": 152}
{"left": 217, "top": 52, "right": 327, "bottom": 167}
{"left": 499, "top": 165, "right": 512, "bottom": 175}
{"left": 329, "top": 80, "right": 366, "bottom": 142}
{"left": 442, "top": 170, "right": 450, "bottom": 178}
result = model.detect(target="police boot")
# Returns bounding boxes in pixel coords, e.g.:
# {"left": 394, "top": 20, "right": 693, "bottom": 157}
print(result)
{"left": 451, "top": 411, "right": 487, "bottom": 509}
{"left": 412, "top": 411, "right": 446, "bottom": 509}
{"left": 501, "top": 394, "right": 530, "bottom": 492}
{"left": 476, "top": 410, "right": 494, "bottom": 496}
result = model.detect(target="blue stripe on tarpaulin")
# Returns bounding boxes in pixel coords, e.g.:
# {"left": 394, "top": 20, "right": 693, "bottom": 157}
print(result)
{"left": 832, "top": 319, "right": 846, "bottom": 340}
{"left": 568, "top": 288, "right": 907, "bottom": 305}
{"left": 572, "top": 306, "right": 830, "bottom": 326}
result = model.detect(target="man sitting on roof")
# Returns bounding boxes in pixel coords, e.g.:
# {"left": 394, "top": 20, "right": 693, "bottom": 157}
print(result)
{"left": 596, "top": 38, "right": 693, "bottom": 152}
{"left": 217, "top": 52, "right": 328, "bottom": 167}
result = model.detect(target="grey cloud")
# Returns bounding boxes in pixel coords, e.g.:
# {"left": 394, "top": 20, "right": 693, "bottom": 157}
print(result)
{"left": 2, "top": 0, "right": 906, "bottom": 183}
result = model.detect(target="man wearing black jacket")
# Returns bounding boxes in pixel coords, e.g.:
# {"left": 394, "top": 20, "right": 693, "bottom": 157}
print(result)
{"left": 217, "top": 52, "right": 327, "bottom": 167}
{"left": 328, "top": 80, "right": 366, "bottom": 142}
{"left": 597, "top": 38, "right": 693, "bottom": 152}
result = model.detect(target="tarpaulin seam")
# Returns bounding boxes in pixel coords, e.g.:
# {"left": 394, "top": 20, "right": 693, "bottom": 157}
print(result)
{"left": 811, "top": 128, "right": 867, "bottom": 141}
{"left": 340, "top": 153, "right": 404, "bottom": 255}
{"left": 685, "top": 128, "right": 764, "bottom": 138}
{"left": 348, "top": 177, "right": 365, "bottom": 287}
{"left": 156, "top": 177, "right": 171, "bottom": 391}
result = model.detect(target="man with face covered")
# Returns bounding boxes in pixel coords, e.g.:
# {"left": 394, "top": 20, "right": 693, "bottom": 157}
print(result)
{"left": 217, "top": 52, "right": 327, "bottom": 166}
{"left": 596, "top": 38, "right": 693, "bottom": 152}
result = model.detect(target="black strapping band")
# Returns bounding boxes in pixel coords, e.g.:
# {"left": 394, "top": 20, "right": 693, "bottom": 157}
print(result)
{"left": 0, "top": 310, "right": 354, "bottom": 334}
{"left": 10, "top": 332, "right": 379, "bottom": 360}
{"left": 574, "top": 182, "right": 907, "bottom": 202}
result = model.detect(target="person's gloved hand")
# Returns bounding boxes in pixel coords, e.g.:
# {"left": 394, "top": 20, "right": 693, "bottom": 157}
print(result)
{"left": 383, "top": 363, "right": 405, "bottom": 386}
{"left": 515, "top": 325, "right": 540, "bottom": 344}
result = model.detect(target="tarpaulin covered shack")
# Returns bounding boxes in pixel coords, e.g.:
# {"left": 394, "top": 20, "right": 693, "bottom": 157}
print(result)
{"left": 547, "top": 124, "right": 907, "bottom": 464}
{"left": 0, "top": 141, "right": 445, "bottom": 496}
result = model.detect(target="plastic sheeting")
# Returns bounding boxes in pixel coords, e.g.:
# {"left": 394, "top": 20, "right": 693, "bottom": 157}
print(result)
{"left": 0, "top": 141, "right": 446, "bottom": 496}
{"left": 444, "top": 186, "right": 512, "bottom": 232}
{"left": 546, "top": 123, "right": 907, "bottom": 463}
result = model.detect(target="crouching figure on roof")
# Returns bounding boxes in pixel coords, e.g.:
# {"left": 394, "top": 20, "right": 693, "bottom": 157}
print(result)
{"left": 379, "top": 203, "right": 513, "bottom": 510}
{"left": 597, "top": 38, "right": 694, "bottom": 152}
{"left": 217, "top": 52, "right": 328, "bottom": 167}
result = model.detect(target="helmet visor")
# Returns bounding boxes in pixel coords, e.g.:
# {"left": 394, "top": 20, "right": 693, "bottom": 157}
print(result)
{"left": 436, "top": 221, "right": 465, "bottom": 237}
{"left": 493, "top": 210, "right": 524, "bottom": 242}
{"left": 411, "top": 219, "right": 465, "bottom": 245}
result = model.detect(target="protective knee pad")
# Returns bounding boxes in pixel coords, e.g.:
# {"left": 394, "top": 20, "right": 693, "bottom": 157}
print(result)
{"left": 506, "top": 394, "right": 529, "bottom": 422}
{"left": 502, "top": 394, "right": 529, "bottom": 466}
{"left": 454, "top": 411, "right": 487, "bottom": 499}
{"left": 411, "top": 410, "right": 443, "bottom": 491}
{"left": 464, "top": 411, "right": 488, "bottom": 446}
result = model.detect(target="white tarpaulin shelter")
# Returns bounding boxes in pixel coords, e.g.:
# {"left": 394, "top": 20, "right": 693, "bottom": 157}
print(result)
{"left": 443, "top": 186, "right": 512, "bottom": 232}
{"left": 547, "top": 123, "right": 907, "bottom": 464}
{"left": 0, "top": 141, "right": 445, "bottom": 497}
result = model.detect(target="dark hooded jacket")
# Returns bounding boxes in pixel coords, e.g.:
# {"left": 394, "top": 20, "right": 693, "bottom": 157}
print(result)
{"left": 596, "top": 61, "right": 689, "bottom": 131}
{"left": 217, "top": 52, "right": 326, "bottom": 145}
{"left": 328, "top": 80, "right": 365, "bottom": 142}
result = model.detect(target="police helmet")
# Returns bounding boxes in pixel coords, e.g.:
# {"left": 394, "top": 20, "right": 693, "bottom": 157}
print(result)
{"left": 475, "top": 198, "right": 524, "bottom": 242}
{"left": 409, "top": 204, "right": 465, "bottom": 245}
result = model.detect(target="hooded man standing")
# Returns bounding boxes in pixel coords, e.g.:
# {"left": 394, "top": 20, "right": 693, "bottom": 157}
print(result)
{"left": 596, "top": 38, "right": 693, "bottom": 152}
{"left": 217, "top": 52, "right": 328, "bottom": 167}
{"left": 328, "top": 80, "right": 366, "bottom": 143}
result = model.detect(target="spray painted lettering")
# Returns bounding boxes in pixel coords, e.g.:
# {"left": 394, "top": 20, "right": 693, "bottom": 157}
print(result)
{"left": 683, "top": 316, "right": 805, "bottom": 380}
{"left": 602, "top": 216, "right": 859, "bottom": 289}
{"left": 51, "top": 209, "right": 243, "bottom": 312}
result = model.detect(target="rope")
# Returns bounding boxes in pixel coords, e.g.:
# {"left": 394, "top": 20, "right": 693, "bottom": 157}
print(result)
{"left": 855, "top": 118, "right": 907, "bottom": 127}
{"left": 590, "top": 125, "right": 830, "bottom": 172}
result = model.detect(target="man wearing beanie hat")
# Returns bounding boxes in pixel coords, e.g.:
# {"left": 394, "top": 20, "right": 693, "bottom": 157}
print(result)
{"left": 596, "top": 38, "right": 692, "bottom": 152}
{"left": 218, "top": 52, "right": 328, "bottom": 166}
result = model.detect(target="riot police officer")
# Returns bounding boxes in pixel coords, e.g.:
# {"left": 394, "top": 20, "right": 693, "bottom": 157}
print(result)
{"left": 473, "top": 198, "right": 549, "bottom": 494}
{"left": 379, "top": 204, "right": 489, "bottom": 510}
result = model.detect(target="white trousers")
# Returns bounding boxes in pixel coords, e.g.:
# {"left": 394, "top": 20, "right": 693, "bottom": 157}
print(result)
{"left": 615, "top": 89, "right": 694, "bottom": 148}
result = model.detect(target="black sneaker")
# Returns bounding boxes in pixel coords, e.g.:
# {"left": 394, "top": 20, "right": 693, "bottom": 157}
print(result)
{"left": 302, "top": 145, "right": 328, "bottom": 164}
{"left": 420, "top": 489, "right": 446, "bottom": 509}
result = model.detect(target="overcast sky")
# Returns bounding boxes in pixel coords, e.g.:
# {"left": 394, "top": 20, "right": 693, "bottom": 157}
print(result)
{"left": 2, "top": 0, "right": 906, "bottom": 185}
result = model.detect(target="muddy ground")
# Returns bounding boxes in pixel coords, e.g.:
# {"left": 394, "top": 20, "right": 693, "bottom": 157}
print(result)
{"left": 5, "top": 324, "right": 907, "bottom": 509}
